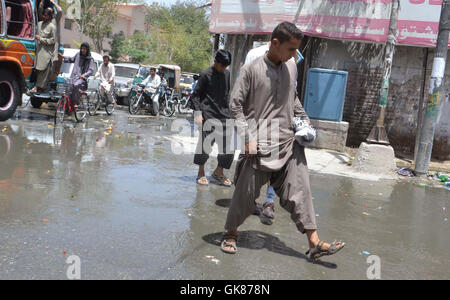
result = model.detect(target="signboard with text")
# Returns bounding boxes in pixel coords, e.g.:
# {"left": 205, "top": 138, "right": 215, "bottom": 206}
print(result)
{"left": 210, "top": 0, "right": 446, "bottom": 47}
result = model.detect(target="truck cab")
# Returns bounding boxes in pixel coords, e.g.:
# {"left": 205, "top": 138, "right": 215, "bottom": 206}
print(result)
{"left": 0, "top": 0, "right": 62, "bottom": 120}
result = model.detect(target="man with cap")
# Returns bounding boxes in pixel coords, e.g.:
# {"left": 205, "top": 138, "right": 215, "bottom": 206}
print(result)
{"left": 191, "top": 50, "right": 234, "bottom": 186}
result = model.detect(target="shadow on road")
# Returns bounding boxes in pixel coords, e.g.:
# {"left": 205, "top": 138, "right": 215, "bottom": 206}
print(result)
{"left": 202, "top": 230, "right": 338, "bottom": 269}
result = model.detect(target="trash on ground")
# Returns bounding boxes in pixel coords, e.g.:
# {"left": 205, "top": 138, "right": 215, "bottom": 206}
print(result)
{"left": 438, "top": 173, "right": 449, "bottom": 182}
{"left": 397, "top": 167, "right": 414, "bottom": 177}
{"left": 211, "top": 258, "right": 220, "bottom": 264}
{"left": 362, "top": 212, "right": 370, "bottom": 216}
{"left": 362, "top": 251, "right": 371, "bottom": 255}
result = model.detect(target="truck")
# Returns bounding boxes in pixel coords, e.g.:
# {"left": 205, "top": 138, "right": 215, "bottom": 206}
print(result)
{"left": 0, "top": 0, "right": 63, "bottom": 121}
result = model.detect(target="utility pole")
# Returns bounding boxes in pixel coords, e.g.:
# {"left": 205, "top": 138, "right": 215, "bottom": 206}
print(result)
{"left": 366, "top": 0, "right": 400, "bottom": 145}
{"left": 415, "top": 0, "right": 450, "bottom": 175}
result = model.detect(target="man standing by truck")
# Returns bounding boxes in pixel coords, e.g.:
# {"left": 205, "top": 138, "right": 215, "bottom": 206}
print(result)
{"left": 30, "top": 8, "right": 56, "bottom": 93}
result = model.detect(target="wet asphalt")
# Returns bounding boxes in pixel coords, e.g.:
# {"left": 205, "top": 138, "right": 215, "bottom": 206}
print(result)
{"left": 0, "top": 104, "right": 449, "bottom": 280}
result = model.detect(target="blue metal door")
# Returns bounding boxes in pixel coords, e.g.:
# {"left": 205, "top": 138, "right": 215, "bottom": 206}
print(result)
{"left": 304, "top": 68, "right": 348, "bottom": 122}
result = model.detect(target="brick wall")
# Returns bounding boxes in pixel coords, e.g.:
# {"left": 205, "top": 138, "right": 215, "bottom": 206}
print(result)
{"left": 309, "top": 38, "right": 450, "bottom": 160}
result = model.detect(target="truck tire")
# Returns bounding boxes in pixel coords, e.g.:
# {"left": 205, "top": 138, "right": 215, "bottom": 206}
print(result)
{"left": 0, "top": 70, "right": 21, "bottom": 121}
{"left": 30, "top": 97, "right": 43, "bottom": 108}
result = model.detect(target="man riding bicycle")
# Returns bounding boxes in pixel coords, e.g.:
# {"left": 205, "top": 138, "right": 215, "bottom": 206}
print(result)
{"left": 59, "top": 42, "right": 94, "bottom": 109}
{"left": 94, "top": 55, "right": 115, "bottom": 107}
{"left": 141, "top": 68, "right": 161, "bottom": 117}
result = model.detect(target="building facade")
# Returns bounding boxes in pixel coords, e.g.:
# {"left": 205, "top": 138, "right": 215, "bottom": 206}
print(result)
{"left": 60, "top": 3, "right": 149, "bottom": 53}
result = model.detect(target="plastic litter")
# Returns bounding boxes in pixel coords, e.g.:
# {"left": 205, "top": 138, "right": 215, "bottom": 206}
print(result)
{"left": 445, "top": 182, "right": 450, "bottom": 187}
{"left": 211, "top": 258, "right": 220, "bottom": 264}
{"left": 42, "top": 219, "right": 49, "bottom": 222}
{"left": 397, "top": 167, "right": 414, "bottom": 177}
{"left": 362, "top": 212, "right": 370, "bottom": 216}
{"left": 438, "top": 173, "right": 449, "bottom": 182}
{"left": 315, "top": 214, "right": 320, "bottom": 217}
{"left": 362, "top": 251, "right": 371, "bottom": 255}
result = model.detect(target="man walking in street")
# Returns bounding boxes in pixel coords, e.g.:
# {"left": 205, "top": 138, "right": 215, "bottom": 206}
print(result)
{"left": 221, "top": 22, "right": 344, "bottom": 260}
{"left": 191, "top": 50, "right": 234, "bottom": 187}
{"left": 244, "top": 41, "right": 306, "bottom": 223}
{"left": 31, "top": 8, "right": 56, "bottom": 93}
{"left": 95, "top": 55, "right": 116, "bottom": 106}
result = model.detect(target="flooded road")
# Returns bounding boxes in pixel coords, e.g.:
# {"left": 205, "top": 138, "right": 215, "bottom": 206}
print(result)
{"left": 0, "top": 108, "right": 449, "bottom": 279}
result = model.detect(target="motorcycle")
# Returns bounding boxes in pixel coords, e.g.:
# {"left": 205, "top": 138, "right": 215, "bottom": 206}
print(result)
{"left": 129, "top": 84, "right": 175, "bottom": 117}
{"left": 158, "top": 85, "right": 176, "bottom": 117}
{"left": 177, "top": 89, "right": 193, "bottom": 114}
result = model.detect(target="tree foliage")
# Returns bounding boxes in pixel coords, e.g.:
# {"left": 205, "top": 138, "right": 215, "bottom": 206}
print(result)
{"left": 120, "top": 1, "right": 212, "bottom": 73}
{"left": 61, "top": 0, "right": 118, "bottom": 52}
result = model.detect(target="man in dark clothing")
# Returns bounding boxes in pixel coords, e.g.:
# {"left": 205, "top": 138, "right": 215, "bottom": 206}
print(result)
{"left": 192, "top": 50, "right": 234, "bottom": 186}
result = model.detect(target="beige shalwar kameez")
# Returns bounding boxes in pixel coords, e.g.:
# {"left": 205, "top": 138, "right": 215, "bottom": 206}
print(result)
{"left": 35, "top": 21, "right": 56, "bottom": 89}
{"left": 224, "top": 54, "right": 317, "bottom": 234}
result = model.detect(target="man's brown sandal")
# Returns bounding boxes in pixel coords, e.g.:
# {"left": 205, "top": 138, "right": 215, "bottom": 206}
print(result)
{"left": 306, "top": 240, "right": 345, "bottom": 260}
{"left": 220, "top": 231, "right": 237, "bottom": 254}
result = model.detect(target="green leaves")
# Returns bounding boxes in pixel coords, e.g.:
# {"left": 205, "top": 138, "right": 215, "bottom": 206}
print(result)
{"left": 120, "top": 1, "right": 212, "bottom": 73}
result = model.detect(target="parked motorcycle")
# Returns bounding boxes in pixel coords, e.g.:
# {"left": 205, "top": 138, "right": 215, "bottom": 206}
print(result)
{"left": 129, "top": 84, "right": 175, "bottom": 117}
{"left": 177, "top": 89, "right": 193, "bottom": 114}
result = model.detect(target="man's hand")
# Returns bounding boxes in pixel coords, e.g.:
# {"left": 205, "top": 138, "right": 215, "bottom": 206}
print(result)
{"left": 35, "top": 35, "right": 41, "bottom": 41}
{"left": 194, "top": 115, "right": 203, "bottom": 126}
{"left": 81, "top": 75, "right": 86, "bottom": 80}
{"left": 245, "top": 140, "right": 258, "bottom": 157}
{"left": 108, "top": 80, "right": 113, "bottom": 84}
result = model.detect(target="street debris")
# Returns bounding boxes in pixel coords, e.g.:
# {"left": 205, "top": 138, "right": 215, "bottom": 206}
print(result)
{"left": 362, "top": 212, "right": 370, "bottom": 216}
{"left": 397, "top": 167, "right": 414, "bottom": 177}
{"left": 362, "top": 251, "right": 371, "bottom": 255}
{"left": 205, "top": 256, "right": 220, "bottom": 264}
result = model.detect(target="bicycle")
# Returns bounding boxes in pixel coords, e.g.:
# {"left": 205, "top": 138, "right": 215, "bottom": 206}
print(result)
{"left": 54, "top": 76, "right": 89, "bottom": 125}
{"left": 88, "top": 83, "right": 116, "bottom": 116}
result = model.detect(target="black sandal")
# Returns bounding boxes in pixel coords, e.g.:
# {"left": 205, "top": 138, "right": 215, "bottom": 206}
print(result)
{"left": 306, "top": 240, "right": 345, "bottom": 260}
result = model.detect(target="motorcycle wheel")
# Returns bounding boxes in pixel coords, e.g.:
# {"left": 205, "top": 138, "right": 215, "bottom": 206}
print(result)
{"left": 129, "top": 94, "right": 142, "bottom": 115}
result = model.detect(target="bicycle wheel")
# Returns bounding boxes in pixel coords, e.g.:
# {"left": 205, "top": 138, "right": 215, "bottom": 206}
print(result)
{"left": 54, "top": 97, "right": 66, "bottom": 125}
{"left": 74, "top": 93, "right": 88, "bottom": 122}
{"left": 88, "top": 91, "right": 100, "bottom": 116}
{"left": 129, "top": 94, "right": 142, "bottom": 115}
{"left": 105, "top": 94, "right": 115, "bottom": 116}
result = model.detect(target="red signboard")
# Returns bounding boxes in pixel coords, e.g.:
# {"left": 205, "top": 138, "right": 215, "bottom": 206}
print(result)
{"left": 210, "top": 0, "right": 446, "bottom": 47}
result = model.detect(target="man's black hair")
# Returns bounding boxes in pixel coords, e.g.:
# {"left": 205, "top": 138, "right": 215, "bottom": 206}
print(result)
{"left": 271, "top": 22, "right": 304, "bottom": 44}
{"left": 43, "top": 7, "right": 53, "bottom": 17}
